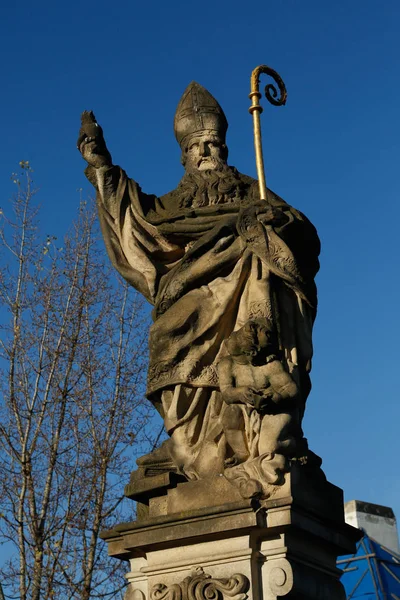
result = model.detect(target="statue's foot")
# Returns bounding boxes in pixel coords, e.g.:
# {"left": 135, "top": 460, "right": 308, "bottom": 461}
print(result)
{"left": 238, "top": 478, "right": 263, "bottom": 499}
{"left": 224, "top": 452, "right": 249, "bottom": 468}
{"left": 224, "top": 452, "right": 288, "bottom": 500}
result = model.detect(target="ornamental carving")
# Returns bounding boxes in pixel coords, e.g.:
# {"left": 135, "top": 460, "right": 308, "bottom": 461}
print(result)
{"left": 150, "top": 566, "right": 249, "bottom": 600}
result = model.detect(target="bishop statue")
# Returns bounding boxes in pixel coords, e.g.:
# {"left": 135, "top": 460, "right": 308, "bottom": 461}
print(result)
{"left": 78, "top": 82, "right": 320, "bottom": 498}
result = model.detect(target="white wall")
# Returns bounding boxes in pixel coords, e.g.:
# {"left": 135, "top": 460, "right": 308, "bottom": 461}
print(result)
{"left": 345, "top": 500, "right": 399, "bottom": 553}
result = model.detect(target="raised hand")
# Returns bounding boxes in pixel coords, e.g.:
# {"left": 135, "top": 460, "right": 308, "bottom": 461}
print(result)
{"left": 77, "top": 111, "right": 112, "bottom": 168}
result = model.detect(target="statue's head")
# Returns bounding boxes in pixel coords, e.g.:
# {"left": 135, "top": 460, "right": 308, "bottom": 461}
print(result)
{"left": 174, "top": 82, "right": 228, "bottom": 173}
{"left": 225, "top": 318, "right": 277, "bottom": 362}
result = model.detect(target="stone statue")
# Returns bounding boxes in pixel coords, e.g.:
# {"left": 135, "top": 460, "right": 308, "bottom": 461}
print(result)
{"left": 78, "top": 82, "right": 320, "bottom": 497}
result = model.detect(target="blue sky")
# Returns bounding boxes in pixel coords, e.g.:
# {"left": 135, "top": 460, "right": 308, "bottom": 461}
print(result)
{"left": 1, "top": 0, "right": 400, "bottom": 525}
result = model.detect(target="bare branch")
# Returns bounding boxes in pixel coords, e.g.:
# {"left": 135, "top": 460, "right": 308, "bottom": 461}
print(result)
{"left": 0, "top": 168, "right": 153, "bottom": 599}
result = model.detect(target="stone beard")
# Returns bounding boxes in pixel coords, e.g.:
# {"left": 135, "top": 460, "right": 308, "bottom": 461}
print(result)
{"left": 174, "top": 165, "right": 249, "bottom": 209}
{"left": 79, "top": 81, "right": 320, "bottom": 496}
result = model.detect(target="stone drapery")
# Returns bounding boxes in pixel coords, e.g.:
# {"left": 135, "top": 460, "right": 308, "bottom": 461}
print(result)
{"left": 88, "top": 164, "right": 320, "bottom": 478}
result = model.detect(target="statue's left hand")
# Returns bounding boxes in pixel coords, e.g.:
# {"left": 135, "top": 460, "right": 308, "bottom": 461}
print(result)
{"left": 252, "top": 394, "right": 269, "bottom": 412}
{"left": 256, "top": 206, "right": 288, "bottom": 227}
{"left": 251, "top": 389, "right": 278, "bottom": 414}
{"left": 237, "top": 204, "right": 288, "bottom": 241}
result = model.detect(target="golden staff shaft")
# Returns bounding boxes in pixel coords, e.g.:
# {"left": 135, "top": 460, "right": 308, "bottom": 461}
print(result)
{"left": 249, "top": 65, "right": 287, "bottom": 201}
{"left": 249, "top": 89, "right": 267, "bottom": 200}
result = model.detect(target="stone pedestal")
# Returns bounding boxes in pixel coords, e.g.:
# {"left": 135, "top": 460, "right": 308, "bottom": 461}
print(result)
{"left": 101, "top": 464, "right": 360, "bottom": 600}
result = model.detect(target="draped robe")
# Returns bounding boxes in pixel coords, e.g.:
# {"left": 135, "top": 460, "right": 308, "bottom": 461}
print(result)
{"left": 87, "top": 164, "right": 320, "bottom": 479}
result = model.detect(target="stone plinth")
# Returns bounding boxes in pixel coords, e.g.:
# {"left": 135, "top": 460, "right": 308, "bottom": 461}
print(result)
{"left": 101, "top": 464, "right": 360, "bottom": 600}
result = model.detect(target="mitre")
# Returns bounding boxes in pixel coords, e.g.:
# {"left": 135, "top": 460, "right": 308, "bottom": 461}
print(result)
{"left": 174, "top": 81, "right": 228, "bottom": 148}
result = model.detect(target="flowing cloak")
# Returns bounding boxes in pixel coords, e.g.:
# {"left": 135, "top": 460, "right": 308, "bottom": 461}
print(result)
{"left": 86, "top": 164, "right": 320, "bottom": 462}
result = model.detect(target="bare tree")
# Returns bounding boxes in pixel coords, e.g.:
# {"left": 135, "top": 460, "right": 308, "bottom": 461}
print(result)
{"left": 0, "top": 162, "right": 156, "bottom": 599}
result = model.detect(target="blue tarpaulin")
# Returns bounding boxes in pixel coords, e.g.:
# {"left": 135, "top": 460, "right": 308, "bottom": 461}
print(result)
{"left": 338, "top": 531, "right": 400, "bottom": 599}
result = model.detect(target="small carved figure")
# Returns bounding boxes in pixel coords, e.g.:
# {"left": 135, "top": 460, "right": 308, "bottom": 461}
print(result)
{"left": 218, "top": 318, "right": 301, "bottom": 469}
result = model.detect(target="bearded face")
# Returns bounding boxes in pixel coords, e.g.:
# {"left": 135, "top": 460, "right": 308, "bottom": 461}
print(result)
{"left": 184, "top": 134, "right": 227, "bottom": 173}
{"left": 176, "top": 134, "right": 248, "bottom": 208}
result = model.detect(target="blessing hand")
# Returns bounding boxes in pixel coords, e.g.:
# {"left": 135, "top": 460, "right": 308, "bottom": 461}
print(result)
{"left": 77, "top": 111, "right": 112, "bottom": 168}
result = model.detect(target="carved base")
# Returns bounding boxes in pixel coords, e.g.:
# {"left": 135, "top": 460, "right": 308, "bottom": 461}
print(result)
{"left": 102, "top": 464, "right": 360, "bottom": 600}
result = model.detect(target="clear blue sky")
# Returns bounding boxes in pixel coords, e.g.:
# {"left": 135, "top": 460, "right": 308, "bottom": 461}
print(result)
{"left": 1, "top": 0, "right": 399, "bottom": 524}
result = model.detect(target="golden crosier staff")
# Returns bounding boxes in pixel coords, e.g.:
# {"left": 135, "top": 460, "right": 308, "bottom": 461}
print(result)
{"left": 249, "top": 65, "right": 287, "bottom": 201}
